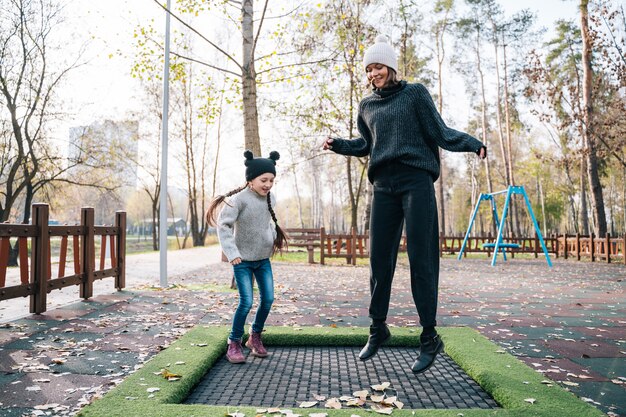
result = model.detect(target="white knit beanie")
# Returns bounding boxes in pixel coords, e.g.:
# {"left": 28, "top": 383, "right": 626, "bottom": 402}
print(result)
{"left": 363, "top": 35, "right": 397, "bottom": 73}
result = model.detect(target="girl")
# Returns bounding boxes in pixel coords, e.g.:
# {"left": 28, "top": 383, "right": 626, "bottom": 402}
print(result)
{"left": 323, "top": 35, "right": 487, "bottom": 374}
{"left": 206, "top": 150, "right": 288, "bottom": 364}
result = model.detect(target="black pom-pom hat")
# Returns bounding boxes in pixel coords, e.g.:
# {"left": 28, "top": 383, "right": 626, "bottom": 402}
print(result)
{"left": 244, "top": 150, "right": 280, "bottom": 181}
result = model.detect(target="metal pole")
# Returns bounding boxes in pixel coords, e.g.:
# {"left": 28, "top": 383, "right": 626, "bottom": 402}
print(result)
{"left": 159, "top": 0, "right": 171, "bottom": 288}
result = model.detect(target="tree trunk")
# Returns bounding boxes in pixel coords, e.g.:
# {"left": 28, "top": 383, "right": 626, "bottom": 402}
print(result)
{"left": 346, "top": 157, "right": 359, "bottom": 229}
{"left": 292, "top": 166, "right": 305, "bottom": 228}
{"left": 475, "top": 27, "right": 494, "bottom": 205}
{"left": 502, "top": 42, "right": 520, "bottom": 237}
{"left": 436, "top": 44, "right": 445, "bottom": 234}
{"left": 363, "top": 182, "right": 372, "bottom": 232}
{"left": 434, "top": 7, "right": 451, "bottom": 236}
{"left": 152, "top": 196, "right": 159, "bottom": 251}
{"left": 241, "top": 0, "right": 261, "bottom": 156}
{"left": 580, "top": 0, "right": 607, "bottom": 237}
{"left": 492, "top": 26, "right": 510, "bottom": 187}
{"left": 580, "top": 157, "right": 589, "bottom": 234}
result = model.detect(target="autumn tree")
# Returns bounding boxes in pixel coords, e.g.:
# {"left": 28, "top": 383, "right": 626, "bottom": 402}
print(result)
{"left": 266, "top": 0, "right": 380, "bottom": 231}
{"left": 580, "top": 0, "right": 607, "bottom": 237}
{"left": 427, "top": 0, "right": 456, "bottom": 235}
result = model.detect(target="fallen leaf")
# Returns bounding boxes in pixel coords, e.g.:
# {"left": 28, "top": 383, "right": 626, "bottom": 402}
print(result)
{"left": 524, "top": 398, "right": 536, "bottom": 404}
{"left": 382, "top": 396, "right": 396, "bottom": 406}
{"left": 299, "top": 401, "right": 317, "bottom": 408}
{"left": 325, "top": 398, "right": 342, "bottom": 409}
{"left": 353, "top": 390, "right": 368, "bottom": 400}
{"left": 370, "top": 404, "right": 393, "bottom": 415}
{"left": 370, "top": 395, "right": 384, "bottom": 403}
{"left": 371, "top": 382, "right": 391, "bottom": 391}
{"left": 161, "top": 369, "right": 182, "bottom": 380}
{"left": 146, "top": 387, "right": 160, "bottom": 393}
{"left": 346, "top": 398, "right": 365, "bottom": 407}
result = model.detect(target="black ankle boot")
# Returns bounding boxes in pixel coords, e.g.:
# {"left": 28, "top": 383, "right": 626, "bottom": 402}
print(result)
{"left": 411, "top": 334, "right": 444, "bottom": 374}
{"left": 359, "top": 323, "right": 391, "bottom": 361}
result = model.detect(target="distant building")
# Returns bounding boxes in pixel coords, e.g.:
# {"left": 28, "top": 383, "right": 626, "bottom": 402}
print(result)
{"left": 67, "top": 119, "right": 139, "bottom": 224}
{"left": 68, "top": 119, "right": 139, "bottom": 188}
{"left": 134, "top": 218, "right": 189, "bottom": 236}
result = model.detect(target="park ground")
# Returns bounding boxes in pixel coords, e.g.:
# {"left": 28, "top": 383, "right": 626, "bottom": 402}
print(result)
{"left": 0, "top": 246, "right": 624, "bottom": 416}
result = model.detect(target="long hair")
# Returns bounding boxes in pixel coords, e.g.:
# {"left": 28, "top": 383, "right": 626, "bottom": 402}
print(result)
{"left": 205, "top": 184, "right": 247, "bottom": 227}
{"left": 267, "top": 191, "right": 289, "bottom": 254}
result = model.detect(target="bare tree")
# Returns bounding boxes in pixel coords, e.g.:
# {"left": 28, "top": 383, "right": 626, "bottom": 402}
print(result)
{"left": 580, "top": 0, "right": 607, "bottom": 237}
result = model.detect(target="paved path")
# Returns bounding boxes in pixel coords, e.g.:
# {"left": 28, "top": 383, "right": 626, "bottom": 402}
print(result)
{"left": 0, "top": 249, "right": 624, "bottom": 416}
{"left": 0, "top": 245, "right": 223, "bottom": 323}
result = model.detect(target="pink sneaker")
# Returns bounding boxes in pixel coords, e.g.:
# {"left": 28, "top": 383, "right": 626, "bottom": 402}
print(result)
{"left": 246, "top": 331, "right": 268, "bottom": 357}
{"left": 226, "top": 340, "right": 245, "bottom": 364}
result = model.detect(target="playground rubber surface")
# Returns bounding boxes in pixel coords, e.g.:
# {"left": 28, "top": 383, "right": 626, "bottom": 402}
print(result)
{"left": 0, "top": 247, "right": 624, "bottom": 416}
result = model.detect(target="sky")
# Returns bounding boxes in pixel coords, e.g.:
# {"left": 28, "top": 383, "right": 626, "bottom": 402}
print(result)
{"left": 54, "top": 0, "right": 581, "bottom": 191}
{"left": 63, "top": 0, "right": 579, "bottom": 123}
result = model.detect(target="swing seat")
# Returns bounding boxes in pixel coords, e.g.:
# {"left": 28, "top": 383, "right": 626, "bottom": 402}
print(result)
{"left": 482, "top": 242, "right": 520, "bottom": 249}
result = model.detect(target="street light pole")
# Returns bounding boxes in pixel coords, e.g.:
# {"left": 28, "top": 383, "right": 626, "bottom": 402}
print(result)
{"left": 159, "top": 0, "right": 171, "bottom": 288}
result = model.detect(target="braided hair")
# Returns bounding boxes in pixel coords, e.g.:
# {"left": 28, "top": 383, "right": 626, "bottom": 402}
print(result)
{"left": 205, "top": 185, "right": 289, "bottom": 255}
{"left": 267, "top": 191, "right": 289, "bottom": 254}
{"left": 205, "top": 184, "right": 247, "bottom": 227}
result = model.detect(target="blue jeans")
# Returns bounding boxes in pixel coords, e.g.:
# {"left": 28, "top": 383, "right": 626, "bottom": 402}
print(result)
{"left": 229, "top": 258, "right": 274, "bottom": 341}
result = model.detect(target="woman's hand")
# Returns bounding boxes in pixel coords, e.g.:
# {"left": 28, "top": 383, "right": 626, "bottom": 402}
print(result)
{"left": 477, "top": 146, "right": 487, "bottom": 159}
{"left": 231, "top": 257, "right": 242, "bottom": 265}
{"left": 322, "top": 137, "right": 334, "bottom": 150}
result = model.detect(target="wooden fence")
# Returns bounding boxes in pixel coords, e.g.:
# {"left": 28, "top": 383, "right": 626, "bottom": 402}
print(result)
{"left": 0, "top": 204, "right": 126, "bottom": 314}
{"left": 284, "top": 228, "right": 625, "bottom": 265}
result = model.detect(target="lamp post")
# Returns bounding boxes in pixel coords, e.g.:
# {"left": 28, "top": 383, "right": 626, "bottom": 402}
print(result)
{"left": 159, "top": 0, "right": 171, "bottom": 288}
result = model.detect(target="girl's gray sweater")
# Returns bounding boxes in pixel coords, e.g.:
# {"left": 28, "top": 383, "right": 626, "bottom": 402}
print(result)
{"left": 217, "top": 187, "right": 277, "bottom": 262}
{"left": 330, "top": 82, "right": 484, "bottom": 182}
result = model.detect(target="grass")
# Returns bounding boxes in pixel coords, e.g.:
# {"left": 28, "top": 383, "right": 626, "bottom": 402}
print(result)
{"left": 273, "top": 247, "right": 553, "bottom": 266}
{"left": 77, "top": 326, "right": 605, "bottom": 417}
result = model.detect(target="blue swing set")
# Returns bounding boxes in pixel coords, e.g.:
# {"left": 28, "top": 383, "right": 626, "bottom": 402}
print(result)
{"left": 457, "top": 185, "right": 552, "bottom": 267}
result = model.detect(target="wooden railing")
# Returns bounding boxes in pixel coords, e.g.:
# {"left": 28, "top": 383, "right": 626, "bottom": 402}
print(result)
{"left": 0, "top": 204, "right": 126, "bottom": 314}
{"left": 283, "top": 228, "right": 320, "bottom": 264}
{"left": 320, "top": 227, "right": 370, "bottom": 265}
{"left": 284, "top": 228, "right": 625, "bottom": 265}
{"left": 555, "top": 233, "right": 625, "bottom": 263}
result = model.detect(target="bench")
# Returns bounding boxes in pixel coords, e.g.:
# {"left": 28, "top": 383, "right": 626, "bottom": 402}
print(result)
{"left": 283, "top": 228, "right": 321, "bottom": 264}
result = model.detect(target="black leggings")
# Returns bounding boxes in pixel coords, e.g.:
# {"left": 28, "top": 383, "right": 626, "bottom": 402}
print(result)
{"left": 368, "top": 164, "right": 439, "bottom": 329}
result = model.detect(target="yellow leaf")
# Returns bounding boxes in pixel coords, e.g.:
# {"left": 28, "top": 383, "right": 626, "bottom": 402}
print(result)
{"left": 160, "top": 369, "right": 182, "bottom": 379}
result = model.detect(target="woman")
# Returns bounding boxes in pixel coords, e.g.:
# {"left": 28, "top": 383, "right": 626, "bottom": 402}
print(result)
{"left": 323, "top": 35, "right": 487, "bottom": 374}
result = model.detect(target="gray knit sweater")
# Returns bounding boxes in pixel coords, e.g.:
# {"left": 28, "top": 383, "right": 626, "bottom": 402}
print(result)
{"left": 217, "top": 187, "right": 277, "bottom": 262}
{"left": 330, "top": 81, "right": 484, "bottom": 181}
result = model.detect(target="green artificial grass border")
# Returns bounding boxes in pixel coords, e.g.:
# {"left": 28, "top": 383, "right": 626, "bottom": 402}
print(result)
{"left": 78, "top": 326, "right": 604, "bottom": 417}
